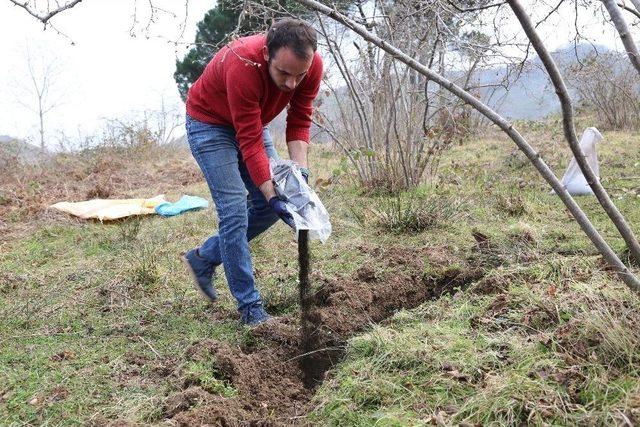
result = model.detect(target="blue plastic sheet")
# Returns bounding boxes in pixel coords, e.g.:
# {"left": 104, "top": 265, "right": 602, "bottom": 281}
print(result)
{"left": 155, "top": 195, "right": 209, "bottom": 217}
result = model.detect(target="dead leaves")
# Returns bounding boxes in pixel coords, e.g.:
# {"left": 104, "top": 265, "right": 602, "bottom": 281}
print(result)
{"left": 50, "top": 349, "right": 76, "bottom": 362}
{"left": 441, "top": 362, "right": 471, "bottom": 383}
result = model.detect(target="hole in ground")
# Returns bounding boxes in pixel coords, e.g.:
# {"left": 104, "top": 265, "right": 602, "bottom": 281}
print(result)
{"left": 168, "top": 246, "right": 486, "bottom": 426}
{"left": 299, "top": 265, "right": 485, "bottom": 389}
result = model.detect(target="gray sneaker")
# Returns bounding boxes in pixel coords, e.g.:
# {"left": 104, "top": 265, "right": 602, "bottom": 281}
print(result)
{"left": 181, "top": 248, "right": 218, "bottom": 302}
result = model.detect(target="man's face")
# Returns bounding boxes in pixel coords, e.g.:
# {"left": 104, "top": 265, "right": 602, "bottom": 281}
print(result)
{"left": 264, "top": 46, "right": 314, "bottom": 92}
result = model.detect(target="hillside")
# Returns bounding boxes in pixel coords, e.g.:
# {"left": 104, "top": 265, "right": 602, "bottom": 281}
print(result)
{"left": 474, "top": 43, "right": 612, "bottom": 120}
{"left": 1, "top": 123, "right": 639, "bottom": 425}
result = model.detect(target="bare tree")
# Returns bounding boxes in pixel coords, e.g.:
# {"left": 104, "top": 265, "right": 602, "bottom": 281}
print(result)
{"left": 13, "top": 44, "right": 64, "bottom": 151}
{"left": 307, "top": 0, "right": 493, "bottom": 192}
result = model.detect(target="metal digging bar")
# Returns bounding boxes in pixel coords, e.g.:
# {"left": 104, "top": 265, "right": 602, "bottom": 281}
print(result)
{"left": 297, "top": 229, "right": 316, "bottom": 388}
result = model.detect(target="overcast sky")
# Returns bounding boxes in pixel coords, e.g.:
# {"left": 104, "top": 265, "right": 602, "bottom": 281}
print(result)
{"left": 0, "top": 0, "right": 211, "bottom": 148}
{"left": 0, "top": 0, "right": 636, "bottom": 149}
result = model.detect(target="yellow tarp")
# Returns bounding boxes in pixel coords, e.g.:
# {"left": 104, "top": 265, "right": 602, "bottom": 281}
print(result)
{"left": 50, "top": 195, "right": 167, "bottom": 220}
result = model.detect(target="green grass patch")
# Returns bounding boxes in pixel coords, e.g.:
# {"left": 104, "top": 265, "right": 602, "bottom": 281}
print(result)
{"left": 2, "top": 129, "right": 640, "bottom": 424}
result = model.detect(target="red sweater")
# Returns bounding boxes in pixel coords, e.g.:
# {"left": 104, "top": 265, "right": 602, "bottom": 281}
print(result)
{"left": 186, "top": 34, "right": 323, "bottom": 186}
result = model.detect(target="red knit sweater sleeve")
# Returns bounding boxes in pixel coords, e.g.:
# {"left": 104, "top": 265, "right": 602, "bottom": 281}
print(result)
{"left": 286, "top": 54, "right": 323, "bottom": 143}
{"left": 226, "top": 61, "right": 271, "bottom": 186}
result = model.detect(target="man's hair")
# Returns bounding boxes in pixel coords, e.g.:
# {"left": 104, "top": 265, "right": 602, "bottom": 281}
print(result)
{"left": 266, "top": 18, "right": 317, "bottom": 61}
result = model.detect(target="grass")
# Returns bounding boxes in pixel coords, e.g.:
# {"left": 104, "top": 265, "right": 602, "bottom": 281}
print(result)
{"left": 308, "top": 126, "right": 640, "bottom": 426}
{"left": 365, "top": 191, "right": 466, "bottom": 234}
{"left": 1, "top": 122, "right": 639, "bottom": 424}
{"left": 311, "top": 265, "right": 640, "bottom": 426}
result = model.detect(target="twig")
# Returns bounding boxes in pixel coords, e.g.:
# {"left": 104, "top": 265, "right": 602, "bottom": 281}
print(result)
{"left": 618, "top": 2, "right": 640, "bottom": 19}
{"left": 535, "top": 0, "right": 566, "bottom": 28}
{"left": 137, "top": 335, "right": 161, "bottom": 358}
{"left": 446, "top": 0, "right": 506, "bottom": 13}
{"left": 8, "top": 0, "right": 84, "bottom": 25}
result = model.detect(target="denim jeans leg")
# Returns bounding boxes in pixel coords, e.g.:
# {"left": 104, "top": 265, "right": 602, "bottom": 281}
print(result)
{"left": 186, "top": 116, "right": 261, "bottom": 309}
{"left": 242, "top": 126, "right": 281, "bottom": 241}
{"left": 198, "top": 126, "right": 282, "bottom": 258}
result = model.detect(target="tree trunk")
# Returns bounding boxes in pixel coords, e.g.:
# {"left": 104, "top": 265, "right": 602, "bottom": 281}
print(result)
{"left": 292, "top": 0, "right": 640, "bottom": 293}
{"left": 508, "top": 0, "right": 640, "bottom": 265}
{"left": 38, "top": 96, "right": 45, "bottom": 150}
{"left": 602, "top": 0, "right": 640, "bottom": 76}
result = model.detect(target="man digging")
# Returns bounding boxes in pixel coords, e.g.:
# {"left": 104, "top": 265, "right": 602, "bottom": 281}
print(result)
{"left": 182, "top": 18, "right": 322, "bottom": 326}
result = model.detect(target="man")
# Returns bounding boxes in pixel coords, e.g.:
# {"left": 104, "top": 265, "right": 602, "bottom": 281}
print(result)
{"left": 182, "top": 18, "right": 322, "bottom": 326}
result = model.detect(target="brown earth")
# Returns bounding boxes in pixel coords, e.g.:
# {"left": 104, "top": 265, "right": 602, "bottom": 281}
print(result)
{"left": 168, "top": 245, "right": 485, "bottom": 426}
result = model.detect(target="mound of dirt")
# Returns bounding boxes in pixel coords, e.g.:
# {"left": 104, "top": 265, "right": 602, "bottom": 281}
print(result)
{"left": 169, "top": 245, "right": 484, "bottom": 426}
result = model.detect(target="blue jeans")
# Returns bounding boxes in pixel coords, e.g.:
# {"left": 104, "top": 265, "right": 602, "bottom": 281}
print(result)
{"left": 185, "top": 115, "right": 280, "bottom": 310}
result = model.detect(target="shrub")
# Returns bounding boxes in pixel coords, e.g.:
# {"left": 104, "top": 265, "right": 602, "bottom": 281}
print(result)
{"left": 371, "top": 192, "right": 465, "bottom": 234}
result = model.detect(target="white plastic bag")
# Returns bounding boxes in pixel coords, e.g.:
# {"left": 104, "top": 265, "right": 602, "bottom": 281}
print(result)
{"left": 559, "top": 127, "right": 603, "bottom": 196}
{"left": 270, "top": 158, "right": 332, "bottom": 243}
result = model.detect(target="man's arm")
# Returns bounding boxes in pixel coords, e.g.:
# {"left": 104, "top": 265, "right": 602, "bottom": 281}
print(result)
{"left": 287, "top": 139, "right": 309, "bottom": 168}
{"left": 259, "top": 140, "right": 308, "bottom": 200}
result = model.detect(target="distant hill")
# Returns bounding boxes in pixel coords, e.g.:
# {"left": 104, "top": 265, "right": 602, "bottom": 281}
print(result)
{"left": 0, "top": 135, "right": 45, "bottom": 163}
{"left": 473, "top": 43, "right": 612, "bottom": 120}
{"left": 313, "top": 42, "right": 612, "bottom": 129}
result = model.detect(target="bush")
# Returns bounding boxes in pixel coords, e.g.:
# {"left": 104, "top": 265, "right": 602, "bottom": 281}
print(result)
{"left": 371, "top": 192, "right": 465, "bottom": 234}
{"left": 565, "top": 52, "right": 640, "bottom": 130}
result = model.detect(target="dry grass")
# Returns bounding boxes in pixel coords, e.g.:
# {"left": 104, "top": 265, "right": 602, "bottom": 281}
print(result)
{"left": 0, "top": 127, "right": 201, "bottom": 241}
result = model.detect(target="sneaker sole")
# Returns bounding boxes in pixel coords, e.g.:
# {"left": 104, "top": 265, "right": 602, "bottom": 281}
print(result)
{"left": 243, "top": 316, "right": 276, "bottom": 328}
{"left": 180, "top": 253, "right": 218, "bottom": 303}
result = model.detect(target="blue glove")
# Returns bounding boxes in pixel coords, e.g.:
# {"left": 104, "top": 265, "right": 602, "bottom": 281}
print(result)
{"left": 300, "top": 167, "right": 309, "bottom": 183}
{"left": 269, "top": 196, "right": 295, "bottom": 229}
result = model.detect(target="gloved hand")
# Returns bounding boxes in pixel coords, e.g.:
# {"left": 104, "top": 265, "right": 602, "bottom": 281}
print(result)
{"left": 269, "top": 196, "right": 295, "bottom": 229}
{"left": 300, "top": 167, "right": 310, "bottom": 184}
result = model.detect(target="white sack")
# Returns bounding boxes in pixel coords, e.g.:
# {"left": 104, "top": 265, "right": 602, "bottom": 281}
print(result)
{"left": 559, "top": 127, "right": 603, "bottom": 196}
{"left": 270, "top": 158, "right": 332, "bottom": 243}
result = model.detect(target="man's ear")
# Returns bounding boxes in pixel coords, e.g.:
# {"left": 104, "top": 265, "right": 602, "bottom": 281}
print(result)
{"left": 262, "top": 46, "right": 269, "bottom": 62}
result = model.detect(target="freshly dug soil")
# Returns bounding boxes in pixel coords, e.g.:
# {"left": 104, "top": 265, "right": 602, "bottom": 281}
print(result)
{"left": 169, "top": 245, "right": 484, "bottom": 426}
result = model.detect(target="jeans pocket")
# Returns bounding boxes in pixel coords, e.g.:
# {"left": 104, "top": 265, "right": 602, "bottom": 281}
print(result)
{"left": 187, "top": 118, "right": 216, "bottom": 153}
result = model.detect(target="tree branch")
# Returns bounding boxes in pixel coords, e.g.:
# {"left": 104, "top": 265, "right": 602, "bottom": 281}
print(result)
{"left": 8, "top": 0, "right": 84, "bottom": 25}
{"left": 602, "top": 0, "right": 640, "bottom": 75}
{"left": 629, "top": 0, "right": 640, "bottom": 14}
{"left": 618, "top": 2, "right": 640, "bottom": 20}
{"left": 292, "top": 0, "right": 640, "bottom": 292}
{"left": 446, "top": 0, "right": 507, "bottom": 13}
